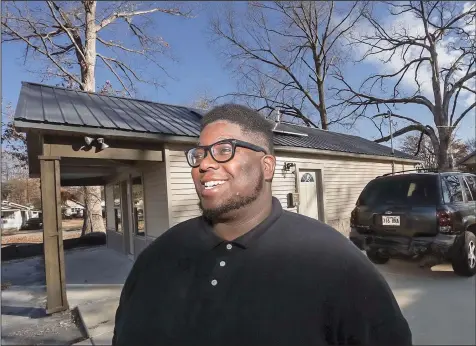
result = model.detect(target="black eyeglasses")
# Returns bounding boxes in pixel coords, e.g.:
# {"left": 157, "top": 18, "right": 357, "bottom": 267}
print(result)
{"left": 185, "top": 139, "right": 267, "bottom": 168}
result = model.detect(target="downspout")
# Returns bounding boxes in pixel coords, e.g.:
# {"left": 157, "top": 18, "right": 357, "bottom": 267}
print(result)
{"left": 272, "top": 109, "right": 281, "bottom": 131}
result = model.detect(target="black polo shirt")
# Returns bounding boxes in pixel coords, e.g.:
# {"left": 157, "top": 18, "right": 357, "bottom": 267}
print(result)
{"left": 113, "top": 197, "right": 412, "bottom": 346}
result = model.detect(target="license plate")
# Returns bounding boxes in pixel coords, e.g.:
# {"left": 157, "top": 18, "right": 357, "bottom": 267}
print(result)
{"left": 382, "top": 215, "right": 400, "bottom": 226}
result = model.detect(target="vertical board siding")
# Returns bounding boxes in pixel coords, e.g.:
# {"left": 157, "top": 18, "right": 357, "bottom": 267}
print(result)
{"left": 143, "top": 162, "right": 170, "bottom": 238}
{"left": 167, "top": 144, "right": 201, "bottom": 227}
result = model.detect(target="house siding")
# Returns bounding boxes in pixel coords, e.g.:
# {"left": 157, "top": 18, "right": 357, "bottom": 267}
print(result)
{"left": 166, "top": 143, "right": 416, "bottom": 234}
{"left": 274, "top": 153, "right": 415, "bottom": 235}
{"left": 166, "top": 144, "right": 201, "bottom": 227}
{"left": 143, "top": 162, "right": 170, "bottom": 238}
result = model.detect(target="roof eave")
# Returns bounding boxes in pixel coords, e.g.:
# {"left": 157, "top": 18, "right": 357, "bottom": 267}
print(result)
{"left": 15, "top": 120, "right": 420, "bottom": 163}
{"left": 274, "top": 145, "right": 420, "bottom": 164}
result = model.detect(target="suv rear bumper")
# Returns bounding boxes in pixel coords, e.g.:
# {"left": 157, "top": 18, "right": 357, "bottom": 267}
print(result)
{"left": 349, "top": 228, "right": 458, "bottom": 258}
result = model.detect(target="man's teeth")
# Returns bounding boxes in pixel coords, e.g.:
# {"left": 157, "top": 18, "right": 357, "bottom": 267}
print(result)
{"left": 204, "top": 181, "right": 226, "bottom": 189}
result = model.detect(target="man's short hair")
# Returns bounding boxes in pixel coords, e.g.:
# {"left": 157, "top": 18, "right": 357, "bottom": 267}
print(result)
{"left": 200, "top": 104, "right": 275, "bottom": 154}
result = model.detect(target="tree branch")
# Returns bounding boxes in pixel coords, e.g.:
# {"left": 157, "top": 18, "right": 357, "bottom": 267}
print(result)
{"left": 374, "top": 124, "right": 431, "bottom": 143}
{"left": 97, "top": 6, "right": 191, "bottom": 31}
{"left": 454, "top": 102, "right": 476, "bottom": 128}
{"left": 46, "top": 1, "right": 86, "bottom": 62}
{"left": 1, "top": 21, "right": 82, "bottom": 86}
{"left": 97, "top": 53, "right": 131, "bottom": 96}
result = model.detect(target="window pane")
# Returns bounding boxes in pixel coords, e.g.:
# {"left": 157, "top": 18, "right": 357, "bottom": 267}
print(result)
{"left": 359, "top": 175, "right": 438, "bottom": 206}
{"left": 441, "top": 175, "right": 464, "bottom": 203}
{"left": 464, "top": 175, "right": 476, "bottom": 201}
{"left": 113, "top": 183, "right": 122, "bottom": 233}
{"left": 132, "top": 176, "right": 145, "bottom": 237}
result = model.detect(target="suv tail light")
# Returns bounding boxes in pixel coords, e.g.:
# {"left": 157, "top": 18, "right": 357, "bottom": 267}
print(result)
{"left": 437, "top": 207, "right": 454, "bottom": 234}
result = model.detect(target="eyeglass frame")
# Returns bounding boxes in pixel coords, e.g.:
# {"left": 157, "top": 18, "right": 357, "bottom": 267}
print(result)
{"left": 184, "top": 139, "right": 268, "bottom": 168}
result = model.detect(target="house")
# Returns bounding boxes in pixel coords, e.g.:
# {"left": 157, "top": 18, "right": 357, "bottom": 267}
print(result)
{"left": 62, "top": 199, "right": 84, "bottom": 218}
{"left": 1, "top": 201, "right": 41, "bottom": 231}
{"left": 13, "top": 81, "right": 419, "bottom": 313}
{"left": 458, "top": 150, "right": 476, "bottom": 172}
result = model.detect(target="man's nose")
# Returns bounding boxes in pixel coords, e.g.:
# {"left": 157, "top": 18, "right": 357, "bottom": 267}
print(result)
{"left": 199, "top": 151, "right": 219, "bottom": 171}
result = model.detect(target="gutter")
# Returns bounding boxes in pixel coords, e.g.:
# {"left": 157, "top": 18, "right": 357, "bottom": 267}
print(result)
{"left": 14, "top": 120, "right": 199, "bottom": 145}
{"left": 275, "top": 146, "right": 420, "bottom": 164}
{"left": 15, "top": 120, "right": 420, "bottom": 164}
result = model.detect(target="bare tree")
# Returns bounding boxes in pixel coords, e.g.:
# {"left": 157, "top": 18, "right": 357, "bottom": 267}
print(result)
{"left": 333, "top": 1, "right": 475, "bottom": 169}
{"left": 466, "top": 138, "right": 476, "bottom": 152}
{"left": 2, "top": 1, "right": 194, "bottom": 234}
{"left": 210, "top": 1, "right": 369, "bottom": 129}
{"left": 400, "top": 133, "right": 471, "bottom": 169}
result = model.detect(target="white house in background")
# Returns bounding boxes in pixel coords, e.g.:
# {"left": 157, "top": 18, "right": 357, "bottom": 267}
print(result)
{"left": 1, "top": 201, "right": 41, "bottom": 231}
{"left": 62, "top": 199, "right": 84, "bottom": 218}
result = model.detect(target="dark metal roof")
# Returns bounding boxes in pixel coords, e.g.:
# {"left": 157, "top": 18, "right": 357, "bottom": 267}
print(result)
{"left": 15, "top": 82, "right": 416, "bottom": 160}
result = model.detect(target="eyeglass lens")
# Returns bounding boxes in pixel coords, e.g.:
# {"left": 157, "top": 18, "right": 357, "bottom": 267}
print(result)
{"left": 188, "top": 142, "right": 234, "bottom": 166}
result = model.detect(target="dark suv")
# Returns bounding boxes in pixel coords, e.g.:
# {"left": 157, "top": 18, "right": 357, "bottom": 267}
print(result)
{"left": 349, "top": 170, "right": 476, "bottom": 277}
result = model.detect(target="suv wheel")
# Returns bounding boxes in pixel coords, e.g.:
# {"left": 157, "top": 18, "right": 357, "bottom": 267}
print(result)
{"left": 366, "top": 249, "right": 390, "bottom": 265}
{"left": 451, "top": 231, "right": 476, "bottom": 277}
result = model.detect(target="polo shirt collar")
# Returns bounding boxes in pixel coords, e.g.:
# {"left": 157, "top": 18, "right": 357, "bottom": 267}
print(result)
{"left": 200, "top": 197, "right": 283, "bottom": 250}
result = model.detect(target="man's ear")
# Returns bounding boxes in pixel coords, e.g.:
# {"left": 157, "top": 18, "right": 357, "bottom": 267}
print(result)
{"left": 262, "top": 154, "right": 276, "bottom": 181}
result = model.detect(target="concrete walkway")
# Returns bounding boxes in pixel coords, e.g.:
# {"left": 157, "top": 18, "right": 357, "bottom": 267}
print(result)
{"left": 2, "top": 246, "right": 133, "bottom": 346}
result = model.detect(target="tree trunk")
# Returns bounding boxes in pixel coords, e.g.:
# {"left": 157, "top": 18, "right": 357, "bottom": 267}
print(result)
{"left": 317, "top": 83, "right": 328, "bottom": 130}
{"left": 81, "top": 1, "right": 105, "bottom": 235}
{"left": 81, "top": 186, "right": 104, "bottom": 235}
{"left": 436, "top": 131, "right": 455, "bottom": 171}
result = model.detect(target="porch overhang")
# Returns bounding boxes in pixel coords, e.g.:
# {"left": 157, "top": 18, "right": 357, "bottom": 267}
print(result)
{"left": 23, "top": 128, "right": 167, "bottom": 185}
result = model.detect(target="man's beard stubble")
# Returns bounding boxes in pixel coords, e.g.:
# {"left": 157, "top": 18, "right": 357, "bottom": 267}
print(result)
{"left": 199, "top": 171, "right": 264, "bottom": 223}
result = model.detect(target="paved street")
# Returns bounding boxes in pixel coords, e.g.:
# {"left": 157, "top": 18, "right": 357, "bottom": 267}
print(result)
{"left": 377, "top": 259, "right": 476, "bottom": 345}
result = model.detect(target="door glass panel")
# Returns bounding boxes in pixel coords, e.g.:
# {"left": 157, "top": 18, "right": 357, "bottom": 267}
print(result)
{"left": 132, "top": 176, "right": 145, "bottom": 236}
{"left": 441, "top": 175, "right": 464, "bottom": 203}
{"left": 113, "top": 183, "right": 122, "bottom": 232}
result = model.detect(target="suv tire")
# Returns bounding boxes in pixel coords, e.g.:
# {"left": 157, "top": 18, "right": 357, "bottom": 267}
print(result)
{"left": 366, "top": 249, "right": 390, "bottom": 265}
{"left": 451, "top": 231, "right": 476, "bottom": 277}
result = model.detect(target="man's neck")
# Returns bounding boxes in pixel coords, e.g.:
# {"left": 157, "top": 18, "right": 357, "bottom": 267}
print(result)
{"left": 212, "top": 195, "right": 273, "bottom": 241}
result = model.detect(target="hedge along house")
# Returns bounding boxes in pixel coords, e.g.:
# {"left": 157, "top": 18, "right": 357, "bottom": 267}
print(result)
{"left": 14, "top": 81, "right": 419, "bottom": 313}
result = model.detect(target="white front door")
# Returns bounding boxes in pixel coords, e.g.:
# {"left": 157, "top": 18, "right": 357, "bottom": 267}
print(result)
{"left": 299, "top": 170, "right": 319, "bottom": 220}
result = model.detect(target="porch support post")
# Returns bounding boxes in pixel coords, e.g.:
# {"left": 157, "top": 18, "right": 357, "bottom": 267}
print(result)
{"left": 39, "top": 155, "right": 68, "bottom": 314}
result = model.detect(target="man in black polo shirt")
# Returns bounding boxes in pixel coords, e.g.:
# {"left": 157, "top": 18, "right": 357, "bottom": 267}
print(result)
{"left": 112, "top": 104, "right": 412, "bottom": 346}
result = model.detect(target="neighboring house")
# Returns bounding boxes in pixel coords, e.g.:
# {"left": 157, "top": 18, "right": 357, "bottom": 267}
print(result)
{"left": 458, "top": 150, "right": 476, "bottom": 172}
{"left": 62, "top": 199, "right": 84, "bottom": 218}
{"left": 1, "top": 201, "right": 41, "bottom": 231}
{"left": 14, "top": 81, "right": 419, "bottom": 261}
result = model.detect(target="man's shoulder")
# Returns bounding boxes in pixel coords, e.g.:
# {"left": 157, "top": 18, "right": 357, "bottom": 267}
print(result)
{"left": 150, "top": 216, "right": 202, "bottom": 245}
{"left": 280, "top": 210, "right": 345, "bottom": 240}
{"left": 138, "top": 216, "right": 202, "bottom": 258}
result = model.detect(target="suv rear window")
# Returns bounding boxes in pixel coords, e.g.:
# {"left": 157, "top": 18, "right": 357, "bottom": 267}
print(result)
{"left": 358, "top": 175, "right": 438, "bottom": 206}
{"left": 441, "top": 175, "right": 464, "bottom": 203}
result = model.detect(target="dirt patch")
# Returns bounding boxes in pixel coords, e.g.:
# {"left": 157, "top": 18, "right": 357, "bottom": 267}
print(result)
{"left": 1, "top": 219, "right": 100, "bottom": 247}
{"left": 2, "top": 230, "right": 82, "bottom": 247}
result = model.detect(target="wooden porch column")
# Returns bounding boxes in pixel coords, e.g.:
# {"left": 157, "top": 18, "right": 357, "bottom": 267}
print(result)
{"left": 39, "top": 156, "right": 68, "bottom": 314}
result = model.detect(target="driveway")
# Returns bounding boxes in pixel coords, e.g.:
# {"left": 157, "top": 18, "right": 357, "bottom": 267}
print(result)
{"left": 377, "top": 259, "right": 476, "bottom": 345}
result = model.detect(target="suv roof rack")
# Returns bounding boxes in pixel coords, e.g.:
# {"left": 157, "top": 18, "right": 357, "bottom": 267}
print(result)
{"left": 379, "top": 168, "right": 462, "bottom": 177}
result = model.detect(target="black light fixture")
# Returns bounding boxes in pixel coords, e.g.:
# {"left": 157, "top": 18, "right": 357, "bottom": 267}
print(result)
{"left": 284, "top": 162, "right": 296, "bottom": 172}
{"left": 96, "top": 138, "right": 109, "bottom": 151}
{"left": 84, "top": 136, "right": 94, "bottom": 146}
{"left": 80, "top": 136, "right": 110, "bottom": 152}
